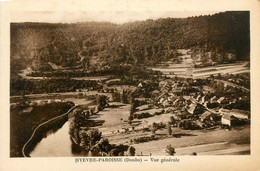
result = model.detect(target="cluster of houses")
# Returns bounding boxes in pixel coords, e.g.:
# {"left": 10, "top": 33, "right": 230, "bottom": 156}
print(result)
{"left": 151, "top": 78, "right": 250, "bottom": 129}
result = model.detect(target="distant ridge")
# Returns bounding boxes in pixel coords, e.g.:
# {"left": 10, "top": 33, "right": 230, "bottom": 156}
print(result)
{"left": 11, "top": 11, "right": 250, "bottom": 72}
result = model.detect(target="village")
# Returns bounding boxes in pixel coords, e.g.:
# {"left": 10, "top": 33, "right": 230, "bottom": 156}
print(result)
{"left": 62, "top": 66, "right": 250, "bottom": 156}
{"left": 10, "top": 46, "right": 250, "bottom": 156}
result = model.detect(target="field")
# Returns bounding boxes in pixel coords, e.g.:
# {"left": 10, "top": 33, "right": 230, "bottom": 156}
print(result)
{"left": 152, "top": 61, "right": 249, "bottom": 78}
{"left": 87, "top": 102, "right": 250, "bottom": 156}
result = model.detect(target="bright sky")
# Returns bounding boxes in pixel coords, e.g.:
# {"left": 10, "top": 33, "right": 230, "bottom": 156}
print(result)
{"left": 11, "top": 11, "right": 223, "bottom": 24}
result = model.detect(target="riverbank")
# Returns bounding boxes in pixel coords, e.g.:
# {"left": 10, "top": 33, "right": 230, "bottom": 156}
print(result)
{"left": 10, "top": 101, "right": 75, "bottom": 157}
{"left": 22, "top": 105, "right": 78, "bottom": 157}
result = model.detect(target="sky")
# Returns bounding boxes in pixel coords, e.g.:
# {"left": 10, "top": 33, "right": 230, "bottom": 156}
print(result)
{"left": 11, "top": 11, "right": 223, "bottom": 24}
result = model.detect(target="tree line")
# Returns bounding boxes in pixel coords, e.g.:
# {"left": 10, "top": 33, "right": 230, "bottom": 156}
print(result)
{"left": 11, "top": 11, "right": 249, "bottom": 73}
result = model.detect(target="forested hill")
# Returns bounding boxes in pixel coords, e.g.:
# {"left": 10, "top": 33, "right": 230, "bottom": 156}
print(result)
{"left": 11, "top": 11, "right": 250, "bottom": 72}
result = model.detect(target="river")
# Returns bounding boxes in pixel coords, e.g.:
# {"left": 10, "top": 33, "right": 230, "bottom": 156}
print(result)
{"left": 29, "top": 121, "right": 93, "bottom": 157}
{"left": 27, "top": 93, "right": 111, "bottom": 157}
{"left": 30, "top": 122, "right": 71, "bottom": 157}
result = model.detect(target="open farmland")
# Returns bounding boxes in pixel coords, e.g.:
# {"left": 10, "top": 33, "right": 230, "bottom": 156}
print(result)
{"left": 77, "top": 102, "right": 250, "bottom": 156}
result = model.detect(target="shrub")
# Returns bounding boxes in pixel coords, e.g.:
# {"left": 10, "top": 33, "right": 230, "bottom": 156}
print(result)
{"left": 166, "top": 145, "right": 175, "bottom": 156}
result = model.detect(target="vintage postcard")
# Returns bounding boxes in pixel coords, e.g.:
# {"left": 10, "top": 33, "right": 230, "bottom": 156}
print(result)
{"left": 1, "top": 0, "right": 260, "bottom": 170}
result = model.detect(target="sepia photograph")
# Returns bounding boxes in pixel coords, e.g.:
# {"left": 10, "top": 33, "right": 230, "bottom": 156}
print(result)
{"left": 9, "top": 10, "right": 251, "bottom": 157}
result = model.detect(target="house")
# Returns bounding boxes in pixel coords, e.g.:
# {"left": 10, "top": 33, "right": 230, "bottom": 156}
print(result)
{"left": 138, "top": 82, "right": 143, "bottom": 88}
{"left": 188, "top": 103, "right": 196, "bottom": 114}
{"left": 217, "top": 97, "right": 225, "bottom": 104}
{"left": 22, "top": 107, "right": 33, "bottom": 114}
{"left": 227, "top": 52, "right": 236, "bottom": 61}
{"left": 159, "top": 81, "right": 167, "bottom": 88}
{"left": 186, "top": 99, "right": 192, "bottom": 105}
{"left": 47, "top": 99, "right": 56, "bottom": 103}
{"left": 168, "top": 96, "right": 177, "bottom": 102}
{"left": 38, "top": 100, "right": 47, "bottom": 105}
{"left": 29, "top": 101, "right": 37, "bottom": 106}
{"left": 173, "top": 99, "right": 179, "bottom": 106}
{"left": 210, "top": 96, "right": 218, "bottom": 103}
{"left": 221, "top": 114, "right": 238, "bottom": 127}
{"left": 159, "top": 97, "right": 165, "bottom": 104}
{"left": 219, "top": 108, "right": 230, "bottom": 115}
{"left": 162, "top": 100, "right": 171, "bottom": 108}
{"left": 203, "top": 93, "right": 212, "bottom": 103}
{"left": 201, "top": 95, "right": 206, "bottom": 104}
{"left": 200, "top": 111, "right": 214, "bottom": 122}
{"left": 196, "top": 94, "right": 201, "bottom": 101}
{"left": 172, "top": 83, "right": 178, "bottom": 89}
{"left": 161, "top": 82, "right": 172, "bottom": 93}
{"left": 220, "top": 98, "right": 230, "bottom": 105}
{"left": 230, "top": 109, "right": 250, "bottom": 120}
{"left": 151, "top": 90, "right": 160, "bottom": 97}
{"left": 187, "top": 103, "right": 205, "bottom": 115}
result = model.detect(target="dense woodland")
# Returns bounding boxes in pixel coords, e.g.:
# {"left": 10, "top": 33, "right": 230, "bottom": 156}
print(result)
{"left": 11, "top": 11, "right": 250, "bottom": 73}
{"left": 10, "top": 78, "right": 101, "bottom": 95}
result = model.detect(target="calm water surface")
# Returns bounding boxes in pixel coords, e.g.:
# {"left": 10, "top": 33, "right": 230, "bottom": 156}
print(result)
{"left": 30, "top": 122, "right": 90, "bottom": 157}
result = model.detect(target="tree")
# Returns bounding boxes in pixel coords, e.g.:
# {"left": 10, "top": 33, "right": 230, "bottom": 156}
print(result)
{"left": 108, "top": 148, "right": 120, "bottom": 156}
{"left": 128, "top": 115, "right": 133, "bottom": 124}
{"left": 120, "top": 90, "right": 125, "bottom": 103}
{"left": 96, "top": 95, "right": 108, "bottom": 111}
{"left": 127, "top": 146, "right": 136, "bottom": 156}
{"left": 86, "top": 129, "right": 102, "bottom": 146}
{"left": 167, "top": 122, "right": 172, "bottom": 136}
{"left": 166, "top": 145, "right": 176, "bottom": 156}
{"left": 73, "top": 108, "right": 84, "bottom": 127}
{"left": 132, "top": 126, "right": 135, "bottom": 131}
{"left": 84, "top": 110, "right": 90, "bottom": 120}
{"left": 170, "top": 116, "right": 175, "bottom": 125}
{"left": 96, "top": 138, "right": 113, "bottom": 153}
{"left": 128, "top": 92, "right": 135, "bottom": 105}
{"left": 129, "top": 103, "right": 134, "bottom": 122}
{"left": 216, "top": 73, "right": 222, "bottom": 79}
{"left": 151, "top": 122, "right": 157, "bottom": 134}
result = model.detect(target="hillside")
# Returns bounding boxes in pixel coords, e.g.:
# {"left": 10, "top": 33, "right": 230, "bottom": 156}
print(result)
{"left": 11, "top": 11, "right": 250, "bottom": 74}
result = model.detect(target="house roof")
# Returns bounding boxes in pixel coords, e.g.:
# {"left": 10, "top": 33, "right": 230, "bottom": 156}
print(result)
{"left": 230, "top": 109, "right": 250, "bottom": 119}
{"left": 210, "top": 96, "right": 218, "bottom": 101}
{"left": 188, "top": 103, "right": 196, "bottom": 114}
{"left": 200, "top": 111, "right": 213, "bottom": 120}
{"left": 217, "top": 97, "right": 225, "bottom": 104}
{"left": 230, "top": 109, "right": 250, "bottom": 115}
{"left": 219, "top": 108, "right": 230, "bottom": 114}
{"left": 138, "top": 82, "right": 143, "bottom": 87}
{"left": 222, "top": 114, "right": 237, "bottom": 120}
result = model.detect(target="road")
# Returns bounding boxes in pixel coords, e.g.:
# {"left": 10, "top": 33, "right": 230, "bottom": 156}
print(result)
{"left": 10, "top": 91, "right": 112, "bottom": 103}
{"left": 132, "top": 125, "right": 250, "bottom": 156}
{"left": 152, "top": 61, "right": 249, "bottom": 79}
{"left": 175, "top": 142, "right": 249, "bottom": 155}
